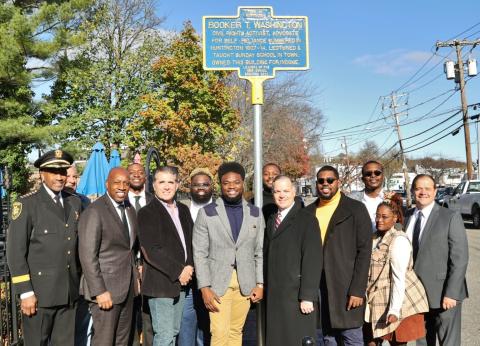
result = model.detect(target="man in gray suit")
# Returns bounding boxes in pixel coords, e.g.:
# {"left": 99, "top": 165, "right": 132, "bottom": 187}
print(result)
{"left": 405, "top": 174, "right": 468, "bottom": 346}
{"left": 193, "top": 162, "right": 264, "bottom": 346}
{"left": 78, "top": 167, "right": 139, "bottom": 345}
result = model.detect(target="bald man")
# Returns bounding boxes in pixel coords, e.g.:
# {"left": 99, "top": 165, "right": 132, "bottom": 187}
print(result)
{"left": 78, "top": 168, "right": 140, "bottom": 345}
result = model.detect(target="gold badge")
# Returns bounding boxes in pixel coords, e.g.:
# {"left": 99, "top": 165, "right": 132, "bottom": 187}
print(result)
{"left": 54, "top": 149, "right": 63, "bottom": 159}
{"left": 12, "top": 202, "right": 22, "bottom": 220}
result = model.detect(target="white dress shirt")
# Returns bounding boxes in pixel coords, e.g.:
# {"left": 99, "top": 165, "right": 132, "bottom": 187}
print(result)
{"left": 107, "top": 194, "right": 133, "bottom": 245}
{"left": 190, "top": 198, "right": 213, "bottom": 222}
{"left": 278, "top": 202, "right": 295, "bottom": 222}
{"left": 128, "top": 190, "right": 147, "bottom": 209}
{"left": 406, "top": 201, "right": 435, "bottom": 243}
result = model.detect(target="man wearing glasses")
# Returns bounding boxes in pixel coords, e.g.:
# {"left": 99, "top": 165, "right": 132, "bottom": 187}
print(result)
{"left": 178, "top": 168, "right": 214, "bottom": 346}
{"left": 350, "top": 161, "right": 387, "bottom": 230}
{"left": 306, "top": 165, "right": 371, "bottom": 346}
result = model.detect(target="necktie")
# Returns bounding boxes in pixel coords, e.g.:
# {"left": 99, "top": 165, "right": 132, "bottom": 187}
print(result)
{"left": 275, "top": 211, "right": 282, "bottom": 230}
{"left": 53, "top": 194, "right": 63, "bottom": 209}
{"left": 134, "top": 195, "right": 141, "bottom": 212}
{"left": 412, "top": 211, "right": 422, "bottom": 262}
{"left": 119, "top": 204, "right": 130, "bottom": 240}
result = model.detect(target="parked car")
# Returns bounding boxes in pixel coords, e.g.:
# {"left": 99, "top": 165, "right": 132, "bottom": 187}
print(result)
{"left": 442, "top": 180, "right": 480, "bottom": 228}
{"left": 435, "top": 187, "right": 452, "bottom": 205}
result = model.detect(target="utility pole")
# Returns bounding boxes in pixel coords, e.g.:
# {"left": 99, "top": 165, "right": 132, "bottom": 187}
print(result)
{"left": 436, "top": 39, "right": 480, "bottom": 179}
{"left": 386, "top": 93, "right": 412, "bottom": 207}
{"left": 341, "top": 136, "right": 351, "bottom": 192}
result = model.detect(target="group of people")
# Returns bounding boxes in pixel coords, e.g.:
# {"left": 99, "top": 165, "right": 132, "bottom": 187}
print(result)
{"left": 5, "top": 149, "right": 468, "bottom": 346}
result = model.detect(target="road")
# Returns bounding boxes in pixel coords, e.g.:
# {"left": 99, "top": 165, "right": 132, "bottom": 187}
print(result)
{"left": 461, "top": 224, "right": 480, "bottom": 346}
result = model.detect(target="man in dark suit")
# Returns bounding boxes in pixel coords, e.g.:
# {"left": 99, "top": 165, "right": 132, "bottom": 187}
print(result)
{"left": 78, "top": 167, "right": 139, "bottom": 345}
{"left": 404, "top": 174, "right": 468, "bottom": 346}
{"left": 7, "top": 149, "right": 81, "bottom": 345}
{"left": 127, "top": 162, "right": 154, "bottom": 346}
{"left": 305, "top": 165, "right": 371, "bottom": 346}
{"left": 264, "top": 175, "right": 322, "bottom": 346}
{"left": 137, "top": 166, "right": 194, "bottom": 346}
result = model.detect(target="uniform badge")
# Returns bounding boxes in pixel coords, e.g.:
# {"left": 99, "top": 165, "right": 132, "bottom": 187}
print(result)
{"left": 55, "top": 149, "right": 63, "bottom": 158}
{"left": 12, "top": 202, "right": 22, "bottom": 220}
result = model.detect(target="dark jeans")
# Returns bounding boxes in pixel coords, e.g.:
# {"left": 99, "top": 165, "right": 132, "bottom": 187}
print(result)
{"left": 178, "top": 286, "right": 210, "bottom": 346}
{"left": 323, "top": 327, "right": 363, "bottom": 346}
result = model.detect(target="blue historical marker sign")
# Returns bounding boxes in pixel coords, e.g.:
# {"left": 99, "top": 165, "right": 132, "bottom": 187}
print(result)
{"left": 203, "top": 7, "right": 309, "bottom": 78}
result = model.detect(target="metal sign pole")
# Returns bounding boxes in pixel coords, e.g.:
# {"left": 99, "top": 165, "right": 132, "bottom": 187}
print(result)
{"left": 252, "top": 102, "right": 264, "bottom": 346}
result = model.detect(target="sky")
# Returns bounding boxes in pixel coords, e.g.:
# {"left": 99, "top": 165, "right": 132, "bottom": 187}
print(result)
{"left": 157, "top": 0, "right": 480, "bottom": 163}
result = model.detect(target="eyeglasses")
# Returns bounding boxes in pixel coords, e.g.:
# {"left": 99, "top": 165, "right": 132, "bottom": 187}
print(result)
{"left": 191, "top": 183, "right": 211, "bottom": 189}
{"left": 363, "top": 170, "right": 382, "bottom": 177}
{"left": 317, "top": 177, "right": 337, "bottom": 185}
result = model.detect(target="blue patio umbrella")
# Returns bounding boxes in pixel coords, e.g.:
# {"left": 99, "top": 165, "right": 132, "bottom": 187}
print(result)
{"left": 0, "top": 169, "right": 5, "bottom": 198}
{"left": 109, "top": 149, "right": 121, "bottom": 169}
{"left": 77, "top": 142, "right": 111, "bottom": 199}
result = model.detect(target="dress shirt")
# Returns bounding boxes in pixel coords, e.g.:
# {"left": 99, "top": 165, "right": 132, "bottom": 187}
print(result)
{"left": 44, "top": 184, "right": 64, "bottom": 207}
{"left": 107, "top": 194, "right": 133, "bottom": 243}
{"left": 277, "top": 202, "right": 295, "bottom": 222}
{"left": 159, "top": 199, "right": 187, "bottom": 261}
{"left": 128, "top": 190, "right": 147, "bottom": 209}
{"left": 388, "top": 236, "right": 411, "bottom": 318}
{"left": 406, "top": 201, "right": 435, "bottom": 243}
{"left": 190, "top": 198, "right": 213, "bottom": 222}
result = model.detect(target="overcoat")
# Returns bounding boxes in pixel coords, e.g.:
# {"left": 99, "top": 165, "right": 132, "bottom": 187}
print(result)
{"left": 306, "top": 193, "right": 372, "bottom": 329}
{"left": 264, "top": 202, "right": 322, "bottom": 346}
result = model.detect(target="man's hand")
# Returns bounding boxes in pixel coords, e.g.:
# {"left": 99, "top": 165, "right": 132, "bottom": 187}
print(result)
{"left": 96, "top": 291, "right": 113, "bottom": 310}
{"left": 201, "top": 287, "right": 221, "bottom": 312}
{"left": 442, "top": 296, "right": 457, "bottom": 310}
{"left": 387, "top": 314, "right": 398, "bottom": 324}
{"left": 249, "top": 286, "right": 263, "bottom": 303}
{"left": 300, "top": 300, "right": 314, "bottom": 314}
{"left": 346, "top": 295, "right": 363, "bottom": 310}
{"left": 21, "top": 295, "right": 37, "bottom": 316}
{"left": 179, "top": 265, "right": 194, "bottom": 285}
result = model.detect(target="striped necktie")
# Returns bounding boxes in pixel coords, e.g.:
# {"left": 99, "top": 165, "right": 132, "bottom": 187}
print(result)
{"left": 275, "top": 211, "right": 282, "bottom": 230}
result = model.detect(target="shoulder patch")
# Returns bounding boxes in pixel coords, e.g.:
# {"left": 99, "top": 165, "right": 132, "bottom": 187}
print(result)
{"left": 248, "top": 204, "right": 260, "bottom": 217}
{"left": 11, "top": 201, "right": 22, "bottom": 220}
{"left": 204, "top": 202, "right": 218, "bottom": 217}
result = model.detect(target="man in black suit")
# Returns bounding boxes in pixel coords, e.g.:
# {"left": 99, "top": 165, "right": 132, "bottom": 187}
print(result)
{"left": 78, "top": 167, "right": 139, "bottom": 346}
{"left": 7, "top": 149, "right": 81, "bottom": 345}
{"left": 405, "top": 174, "right": 468, "bottom": 346}
{"left": 137, "top": 166, "right": 194, "bottom": 346}
{"left": 127, "top": 162, "right": 154, "bottom": 346}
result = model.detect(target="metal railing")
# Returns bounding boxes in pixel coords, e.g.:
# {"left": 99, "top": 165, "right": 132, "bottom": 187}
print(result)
{"left": 0, "top": 166, "right": 22, "bottom": 345}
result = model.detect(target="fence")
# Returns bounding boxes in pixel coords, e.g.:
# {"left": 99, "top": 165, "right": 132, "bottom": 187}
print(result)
{"left": 0, "top": 166, "right": 22, "bottom": 345}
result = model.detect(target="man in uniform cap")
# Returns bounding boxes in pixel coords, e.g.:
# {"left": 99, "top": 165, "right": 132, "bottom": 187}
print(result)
{"left": 7, "top": 149, "right": 82, "bottom": 345}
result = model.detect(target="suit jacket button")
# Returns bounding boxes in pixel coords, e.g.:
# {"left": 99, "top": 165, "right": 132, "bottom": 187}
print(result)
{"left": 65, "top": 224, "right": 68, "bottom": 227}
{"left": 67, "top": 251, "right": 71, "bottom": 255}
{"left": 67, "top": 237, "right": 71, "bottom": 241}
{"left": 67, "top": 265, "right": 70, "bottom": 269}
{"left": 44, "top": 230, "right": 48, "bottom": 234}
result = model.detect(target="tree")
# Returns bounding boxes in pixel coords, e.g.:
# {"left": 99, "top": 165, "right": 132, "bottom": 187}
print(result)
{"left": 0, "top": 0, "right": 92, "bottom": 194}
{"left": 228, "top": 74, "right": 324, "bottom": 179}
{"left": 49, "top": 0, "right": 166, "bottom": 157}
{"left": 127, "top": 21, "right": 240, "bottom": 172}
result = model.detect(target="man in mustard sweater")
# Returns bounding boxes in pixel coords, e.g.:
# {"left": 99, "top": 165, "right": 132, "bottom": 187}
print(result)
{"left": 306, "top": 165, "right": 372, "bottom": 346}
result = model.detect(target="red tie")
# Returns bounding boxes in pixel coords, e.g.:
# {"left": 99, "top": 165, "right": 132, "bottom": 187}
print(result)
{"left": 275, "top": 211, "right": 282, "bottom": 230}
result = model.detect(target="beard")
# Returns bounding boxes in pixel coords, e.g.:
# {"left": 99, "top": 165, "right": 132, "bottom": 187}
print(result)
{"left": 191, "top": 191, "right": 212, "bottom": 204}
